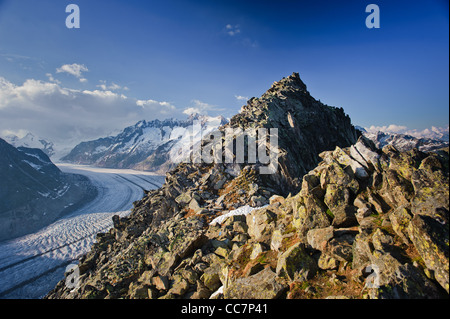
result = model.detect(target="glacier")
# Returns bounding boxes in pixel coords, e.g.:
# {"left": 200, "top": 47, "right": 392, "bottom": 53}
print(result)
{"left": 0, "top": 164, "right": 164, "bottom": 299}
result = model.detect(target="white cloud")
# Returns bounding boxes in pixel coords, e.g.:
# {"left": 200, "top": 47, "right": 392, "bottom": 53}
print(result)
{"left": 0, "top": 76, "right": 186, "bottom": 145}
{"left": 182, "top": 99, "right": 222, "bottom": 116}
{"left": 97, "top": 80, "right": 124, "bottom": 91}
{"left": 56, "top": 63, "right": 88, "bottom": 82}
{"left": 366, "top": 124, "right": 408, "bottom": 134}
{"left": 182, "top": 107, "right": 201, "bottom": 116}
{"left": 225, "top": 24, "right": 241, "bottom": 36}
{"left": 235, "top": 95, "right": 249, "bottom": 101}
{"left": 136, "top": 99, "right": 176, "bottom": 114}
{"left": 45, "top": 73, "right": 61, "bottom": 84}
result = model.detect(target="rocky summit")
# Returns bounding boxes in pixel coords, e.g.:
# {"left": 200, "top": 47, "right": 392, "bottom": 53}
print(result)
{"left": 46, "top": 73, "right": 449, "bottom": 299}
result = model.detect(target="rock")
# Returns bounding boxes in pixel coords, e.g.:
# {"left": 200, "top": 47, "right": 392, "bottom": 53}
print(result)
{"left": 250, "top": 243, "right": 266, "bottom": 260}
{"left": 269, "top": 195, "right": 285, "bottom": 205}
{"left": 321, "top": 161, "right": 360, "bottom": 195}
{"left": 270, "top": 229, "right": 284, "bottom": 251}
{"left": 353, "top": 136, "right": 381, "bottom": 172}
{"left": 215, "top": 246, "right": 230, "bottom": 258}
{"left": 169, "top": 274, "right": 190, "bottom": 296}
{"left": 45, "top": 74, "right": 449, "bottom": 301}
{"left": 371, "top": 228, "right": 394, "bottom": 251}
{"left": 246, "top": 207, "right": 277, "bottom": 243}
{"left": 175, "top": 192, "right": 191, "bottom": 205}
{"left": 128, "top": 282, "right": 150, "bottom": 299}
{"left": 191, "top": 281, "right": 212, "bottom": 299}
{"left": 327, "top": 235, "right": 354, "bottom": 262}
{"left": 367, "top": 250, "right": 443, "bottom": 299}
{"left": 188, "top": 198, "right": 202, "bottom": 213}
{"left": 407, "top": 214, "right": 449, "bottom": 292}
{"left": 201, "top": 266, "right": 222, "bottom": 292}
{"left": 276, "top": 242, "right": 317, "bottom": 282}
{"left": 152, "top": 275, "right": 169, "bottom": 291}
{"left": 325, "top": 295, "right": 349, "bottom": 299}
{"left": 293, "top": 195, "right": 330, "bottom": 236}
{"left": 324, "top": 184, "right": 357, "bottom": 227}
{"left": 318, "top": 253, "right": 339, "bottom": 270}
{"left": 333, "top": 146, "right": 369, "bottom": 179}
{"left": 224, "top": 267, "right": 288, "bottom": 299}
{"left": 306, "top": 226, "right": 334, "bottom": 251}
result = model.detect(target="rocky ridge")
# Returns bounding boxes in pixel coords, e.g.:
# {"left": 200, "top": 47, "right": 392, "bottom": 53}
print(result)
{"left": 46, "top": 73, "right": 449, "bottom": 299}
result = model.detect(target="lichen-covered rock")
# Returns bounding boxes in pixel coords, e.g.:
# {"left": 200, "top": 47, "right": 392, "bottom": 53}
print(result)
{"left": 275, "top": 242, "right": 317, "bottom": 282}
{"left": 224, "top": 267, "right": 288, "bottom": 299}
{"left": 407, "top": 214, "right": 449, "bottom": 292}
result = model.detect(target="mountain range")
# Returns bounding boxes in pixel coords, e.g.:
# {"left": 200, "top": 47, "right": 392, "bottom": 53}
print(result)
{"left": 357, "top": 127, "right": 449, "bottom": 153}
{"left": 61, "top": 114, "right": 228, "bottom": 173}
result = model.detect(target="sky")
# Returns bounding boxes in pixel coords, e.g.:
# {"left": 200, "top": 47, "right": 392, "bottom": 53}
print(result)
{"left": 0, "top": 0, "right": 448, "bottom": 146}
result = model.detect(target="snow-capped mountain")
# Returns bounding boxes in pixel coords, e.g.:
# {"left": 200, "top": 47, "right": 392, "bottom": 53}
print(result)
{"left": 3, "top": 132, "right": 55, "bottom": 158}
{"left": 62, "top": 114, "right": 228, "bottom": 172}
{"left": 357, "top": 127, "right": 449, "bottom": 152}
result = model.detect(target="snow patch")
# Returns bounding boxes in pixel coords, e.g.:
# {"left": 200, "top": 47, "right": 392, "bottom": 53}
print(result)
{"left": 22, "top": 160, "right": 42, "bottom": 170}
{"left": 209, "top": 205, "right": 268, "bottom": 226}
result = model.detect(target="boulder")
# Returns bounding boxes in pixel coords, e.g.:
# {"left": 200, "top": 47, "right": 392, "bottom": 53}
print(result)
{"left": 246, "top": 207, "right": 277, "bottom": 243}
{"left": 224, "top": 267, "right": 288, "bottom": 299}
{"left": 276, "top": 243, "right": 317, "bottom": 282}
{"left": 407, "top": 214, "right": 449, "bottom": 292}
{"left": 306, "top": 226, "right": 334, "bottom": 251}
{"left": 324, "top": 184, "right": 357, "bottom": 227}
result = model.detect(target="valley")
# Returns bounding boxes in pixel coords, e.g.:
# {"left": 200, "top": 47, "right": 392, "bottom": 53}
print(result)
{"left": 0, "top": 164, "right": 164, "bottom": 299}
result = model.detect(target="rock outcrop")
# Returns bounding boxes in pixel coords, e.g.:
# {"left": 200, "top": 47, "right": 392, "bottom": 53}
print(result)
{"left": 46, "top": 73, "right": 448, "bottom": 299}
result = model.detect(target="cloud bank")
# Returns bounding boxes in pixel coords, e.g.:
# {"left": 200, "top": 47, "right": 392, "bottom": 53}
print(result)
{"left": 0, "top": 76, "right": 187, "bottom": 147}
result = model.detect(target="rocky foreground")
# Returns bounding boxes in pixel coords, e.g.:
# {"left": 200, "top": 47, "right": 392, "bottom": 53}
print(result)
{"left": 46, "top": 74, "right": 449, "bottom": 299}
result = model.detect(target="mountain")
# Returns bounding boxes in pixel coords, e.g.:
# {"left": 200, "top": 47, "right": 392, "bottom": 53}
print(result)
{"left": 46, "top": 73, "right": 448, "bottom": 300}
{"left": 61, "top": 114, "right": 228, "bottom": 173}
{"left": 358, "top": 128, "right": 449, "bottom": 153}
{"left": 3, "top": 132, "right": 55, "bottom": 158}
{"left": 226, "top": 72, "right": 358, "bottom": 195}
{"left": 0, "top": 138, "right": 96, "bottom": 241}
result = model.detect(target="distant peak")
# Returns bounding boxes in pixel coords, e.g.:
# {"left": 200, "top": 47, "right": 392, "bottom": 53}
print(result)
{"left": 275, "top": 72, "right": 307, "bottom": 90}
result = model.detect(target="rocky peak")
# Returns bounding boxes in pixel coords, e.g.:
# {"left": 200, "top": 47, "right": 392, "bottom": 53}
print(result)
{"left": 267, "top": 72, "right": 308, "bottom": 94}
{"left": 228, "top": 72, "right": 358, "bottom": 195}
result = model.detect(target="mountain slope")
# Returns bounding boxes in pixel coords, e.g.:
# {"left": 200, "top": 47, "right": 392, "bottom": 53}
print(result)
{"left": 0, "top": 138, "right": 96, "bottom": 241}
{"left": 62, "top": 115, "right": 227, "bottom": 173}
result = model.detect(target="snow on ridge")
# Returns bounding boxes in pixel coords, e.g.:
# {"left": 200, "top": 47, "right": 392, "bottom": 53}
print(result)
{"left": 22, "top": 159, "right": 42, "bottom": 170}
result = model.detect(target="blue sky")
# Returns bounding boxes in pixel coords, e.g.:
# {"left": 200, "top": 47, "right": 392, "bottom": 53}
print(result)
{"left": 0, "top": 0, "right": 448, "bottom": 144}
